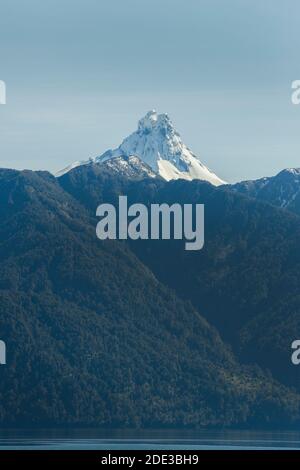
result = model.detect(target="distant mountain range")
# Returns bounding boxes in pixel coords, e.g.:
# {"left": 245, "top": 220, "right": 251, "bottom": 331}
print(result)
{"left": 56, "top": 110, "right": 300, "bottom": 214}
{"left": 1, "top": 112, "right": 300, "bottom": 427}
{"left": 231, "top": 168, "right": 300, "bottom": 215}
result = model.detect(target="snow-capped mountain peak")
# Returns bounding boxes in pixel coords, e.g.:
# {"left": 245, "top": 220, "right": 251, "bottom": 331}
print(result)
{"left": 57, "top": 110, "right": 225, "bottom": 185}
{"left": 95, "top": 110, "right": 225, "bottom": 185}
{"left": 138, "top": 109, "right": 160, "bottom": 131}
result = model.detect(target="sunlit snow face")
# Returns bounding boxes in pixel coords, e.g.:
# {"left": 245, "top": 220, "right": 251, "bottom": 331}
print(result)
{"left": 58, "top": 110, "right": 226, "bottom": 186}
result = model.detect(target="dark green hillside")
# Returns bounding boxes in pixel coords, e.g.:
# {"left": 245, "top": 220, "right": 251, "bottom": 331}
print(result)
{"left": 1, "top": 169, "right": 297, "bottom": 426}
{"left": 59, "top": 165, "right": 300, "bottom": 391}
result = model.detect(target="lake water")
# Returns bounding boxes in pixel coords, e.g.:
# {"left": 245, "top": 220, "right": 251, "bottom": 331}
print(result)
{"left": 0, "top": 429, "right": 299, "bottom": 450}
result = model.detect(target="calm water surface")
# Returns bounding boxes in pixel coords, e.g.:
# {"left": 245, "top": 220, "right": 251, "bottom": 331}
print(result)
{"left": 0, "top": 429, "right": 299, "bottom": 450}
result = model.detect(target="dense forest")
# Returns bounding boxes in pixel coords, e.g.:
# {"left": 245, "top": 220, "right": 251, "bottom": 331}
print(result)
{"left": 0, "top": 166, "right": 299, "bottom": 427}
{"left": 60, "top": 163, "right": 300, "bottom": 391}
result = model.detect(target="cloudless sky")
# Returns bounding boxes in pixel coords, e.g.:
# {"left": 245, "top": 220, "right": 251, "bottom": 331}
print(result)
{"left": 0, "top": 0, "right": 300, "bottom": 182}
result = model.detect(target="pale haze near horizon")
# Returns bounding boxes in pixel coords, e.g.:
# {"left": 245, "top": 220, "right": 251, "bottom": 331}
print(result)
{"left": 0, "top": 0, "right": 300, "bottom": 183}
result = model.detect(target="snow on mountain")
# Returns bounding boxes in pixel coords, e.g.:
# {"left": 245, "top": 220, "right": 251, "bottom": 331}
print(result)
{"left": 230, "top": 168, "right": 300, "bottom": 215}
{"left": 55, "top": 159, "right": 92, "bottom": 178}
{"left": 95, "top": 110, "right": 225, "bottom": 185}
{"left": 95, "top": 155, "right": 157, "bottom": 179}
{"left": 57, "top": 155, "right": 156, "bottom": 181}
{"left": 56, "top": 110, "right": 225, "bottom": 185}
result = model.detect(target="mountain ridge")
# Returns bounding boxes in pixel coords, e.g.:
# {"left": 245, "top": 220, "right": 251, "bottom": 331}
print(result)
{"left": 1, "top": 168, "right": 296, "bottom": 426}
{"left": 56, "top": 111, "right": 226, "bottom": 186}
{"left": 230, "top": 168, "right": 300, "bottom": 215}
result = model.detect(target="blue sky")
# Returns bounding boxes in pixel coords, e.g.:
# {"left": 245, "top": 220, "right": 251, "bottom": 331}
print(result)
{"left": 0, "top": 0, "right": 300, "bottom": 182}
